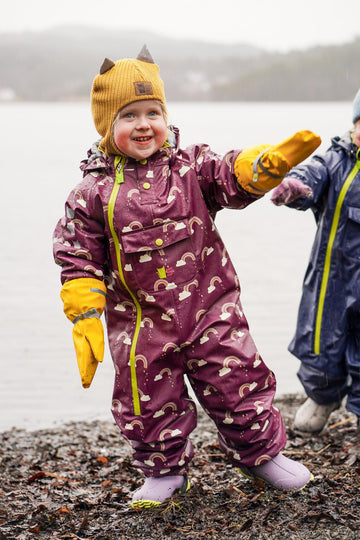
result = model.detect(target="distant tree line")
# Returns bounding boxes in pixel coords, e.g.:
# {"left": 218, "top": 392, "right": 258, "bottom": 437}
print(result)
{"left": 0, "top": 26, "right": 359, "bottom": 102}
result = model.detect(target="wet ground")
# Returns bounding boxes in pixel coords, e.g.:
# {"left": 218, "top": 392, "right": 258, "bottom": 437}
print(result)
{"left": 1, "top": 394, "right": 359, "bottom": 539}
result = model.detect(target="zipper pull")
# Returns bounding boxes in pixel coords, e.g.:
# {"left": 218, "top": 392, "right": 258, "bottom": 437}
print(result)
{"left": 114, "top": 156, "right": 125, "bottom": 184}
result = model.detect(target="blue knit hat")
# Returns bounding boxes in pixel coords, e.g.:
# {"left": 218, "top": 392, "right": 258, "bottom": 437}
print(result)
{"left": 352, "top": 89, "right": 360, "bottom": 124}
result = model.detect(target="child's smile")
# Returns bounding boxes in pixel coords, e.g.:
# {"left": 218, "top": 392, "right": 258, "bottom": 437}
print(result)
{"left": 112, "top": 100, "right": 167, "bottom": 160}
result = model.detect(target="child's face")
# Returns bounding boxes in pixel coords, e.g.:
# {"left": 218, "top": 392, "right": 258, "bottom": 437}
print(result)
{"left": 353, "top": 119, "right": 360, "bottom": 148}
{"left": 112, "top": 100, "right": 167, "bottom": 160}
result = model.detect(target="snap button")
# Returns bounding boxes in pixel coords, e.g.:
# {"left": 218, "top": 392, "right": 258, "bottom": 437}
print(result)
{"left": 142, "top": 182, "right": 151, "bottom": 190}
{"left": 155, "top": 238, "right": 163, "bottom": 247}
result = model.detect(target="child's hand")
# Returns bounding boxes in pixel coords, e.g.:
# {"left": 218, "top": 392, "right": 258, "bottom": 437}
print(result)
{"left": 271, "top": 177, "right": 313, "bottom": 206}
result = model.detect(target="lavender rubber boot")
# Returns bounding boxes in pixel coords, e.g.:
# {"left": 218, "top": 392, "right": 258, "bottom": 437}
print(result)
{"left": 239, "top": 453, "right": 312, "bottom": 490}
{"left": 131, "top": 475, "right": 190, "bottom": 509}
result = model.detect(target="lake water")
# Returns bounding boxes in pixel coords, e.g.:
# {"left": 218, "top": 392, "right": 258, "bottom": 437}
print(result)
{"left": 0, "top": 100, "right": 353, "bottom": 432}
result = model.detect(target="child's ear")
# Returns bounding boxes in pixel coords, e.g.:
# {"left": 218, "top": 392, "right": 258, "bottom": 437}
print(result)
{"left": 99, "top": 58, "right": 115, "bottom": 75}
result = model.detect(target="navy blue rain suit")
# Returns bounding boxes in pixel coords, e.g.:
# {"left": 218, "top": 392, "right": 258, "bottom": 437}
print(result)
{"left": 284, "top": 131, "right": 360, "bottom": 415}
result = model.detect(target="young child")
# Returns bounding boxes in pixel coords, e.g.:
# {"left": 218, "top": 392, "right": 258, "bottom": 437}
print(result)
{"left": 271, "top": 88, "right": 360, "bottom": 433}
{"left": 53, "top": 45, "right": 320, "bottom": 508}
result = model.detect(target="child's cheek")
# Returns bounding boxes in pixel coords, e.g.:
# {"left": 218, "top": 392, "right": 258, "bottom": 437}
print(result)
{"left": 354, "top": 122, "right": 360, "bottom": 148}
{"left": 113, "top": 129, "right": 128, "bottom": 153}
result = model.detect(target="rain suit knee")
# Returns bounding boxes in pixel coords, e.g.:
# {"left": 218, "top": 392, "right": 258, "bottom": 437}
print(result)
{"left": 284, "top": 132, "right": 360, "bottom": 415}
{"left": 53, "top": 127, "right": 286, "bottom": 476}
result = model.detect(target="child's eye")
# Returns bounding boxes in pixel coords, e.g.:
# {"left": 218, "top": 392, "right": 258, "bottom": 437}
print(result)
{"left": 149, "top": 110, "right": 162, "bottom": 118}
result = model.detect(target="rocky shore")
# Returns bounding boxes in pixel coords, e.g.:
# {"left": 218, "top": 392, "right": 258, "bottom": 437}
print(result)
{"left": 1, "top": 394, "right": 359, "bottom": 539}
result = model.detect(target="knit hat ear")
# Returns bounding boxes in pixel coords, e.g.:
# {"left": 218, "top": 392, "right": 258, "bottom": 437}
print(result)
{"left": 100, "top": 58, "right": 115, "bottom": 75}
{"left": 91, "top": 45, "right": 166, "bottom": 156}
{"left": 136, "top": 44, "right": 155, "bottom": 64}
{"left": 353, "top": 89, "right": 360, "bottom": 124}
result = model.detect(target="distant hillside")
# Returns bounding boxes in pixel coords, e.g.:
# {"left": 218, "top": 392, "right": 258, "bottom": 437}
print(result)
{"left": 0, "top": 26, "right": 359, "bottom": 102}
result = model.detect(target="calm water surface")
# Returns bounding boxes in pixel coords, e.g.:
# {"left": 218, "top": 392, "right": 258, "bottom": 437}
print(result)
{"left": 0, "top": 101, "right": 353, "bottom": 431}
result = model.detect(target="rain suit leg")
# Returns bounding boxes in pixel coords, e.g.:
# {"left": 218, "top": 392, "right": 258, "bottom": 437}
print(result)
{"left": 109, "top": 290, "right": 286, "bottom": 475}
{"left": 185, "top": 294, "right": 287, "bottom": 467}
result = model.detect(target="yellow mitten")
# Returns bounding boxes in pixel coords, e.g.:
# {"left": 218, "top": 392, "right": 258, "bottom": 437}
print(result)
{"left": 60, "top": 278, "right": 107, "bottom": 388}
{"left": 234, "top": 130, "right": 321, "bottom": 194}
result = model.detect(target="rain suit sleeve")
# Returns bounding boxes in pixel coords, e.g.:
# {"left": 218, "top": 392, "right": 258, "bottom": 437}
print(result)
{"left": 187, "top": 144, "right": 261, "bottom": 215}
{"left": 53, "top": 176, "right": 107, "bottom": 284}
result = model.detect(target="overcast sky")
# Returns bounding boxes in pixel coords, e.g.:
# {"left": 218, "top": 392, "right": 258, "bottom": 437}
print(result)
{"left": 3, "top": 0, "right": 360, "bottom": 52}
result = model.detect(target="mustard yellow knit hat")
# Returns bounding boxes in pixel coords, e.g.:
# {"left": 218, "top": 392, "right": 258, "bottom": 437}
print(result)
{"left": 91, "top": 45, "right": 166, "bottom": 156}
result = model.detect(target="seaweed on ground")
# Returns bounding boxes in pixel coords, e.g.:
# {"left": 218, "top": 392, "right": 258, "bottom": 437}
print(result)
{"left": 0, "top": 394, "right": 359, "bottom": 539}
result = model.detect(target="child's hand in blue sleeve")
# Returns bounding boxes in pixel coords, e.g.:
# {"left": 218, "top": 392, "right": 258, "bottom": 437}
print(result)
{"left": 270, "top": 177, "right": 313, "bottom": 206}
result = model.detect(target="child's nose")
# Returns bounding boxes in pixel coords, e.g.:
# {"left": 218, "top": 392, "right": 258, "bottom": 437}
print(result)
{"left": 136, "top": 115, "right": 151, "bottom": 129}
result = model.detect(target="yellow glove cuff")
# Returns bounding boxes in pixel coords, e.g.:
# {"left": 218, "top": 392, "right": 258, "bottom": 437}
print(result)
{"left": 60, "top": 278, "right": 107, "bottom": 322}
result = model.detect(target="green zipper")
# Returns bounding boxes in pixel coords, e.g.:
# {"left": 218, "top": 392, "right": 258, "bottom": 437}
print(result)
{"left": 314, "top": 159, "right": 360, "bottom": 354}
{"left": 108, "top": 156, "right": 142, "bottom": 415}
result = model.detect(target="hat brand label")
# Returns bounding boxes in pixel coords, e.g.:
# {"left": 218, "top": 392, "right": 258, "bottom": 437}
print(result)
{"left": 134, "top": 81, "right": 154, "bottom": 96}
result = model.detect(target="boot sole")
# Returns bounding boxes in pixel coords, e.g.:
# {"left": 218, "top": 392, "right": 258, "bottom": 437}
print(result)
{"left": 131, "top": 477, "right": 190, "bottom": 510}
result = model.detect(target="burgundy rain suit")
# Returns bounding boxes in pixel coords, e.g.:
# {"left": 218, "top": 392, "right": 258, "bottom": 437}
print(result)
{"left": 53, "top": 127, "right": 286, "bottom": 476}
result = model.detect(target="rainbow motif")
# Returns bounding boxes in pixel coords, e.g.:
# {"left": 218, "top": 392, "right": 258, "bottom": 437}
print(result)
{"left": 219, "top": 302, "right": 237, "bottom": 321}
{"left": 139, "top": 389, "right": 151, "bottom": 402}
{"left": 223, "top": 410, "right": 234, "bottom": 424}
{"left": 176, "top": 251, "right": 196, "bottom": 267}
{"left": 167, "top": 186, "right": 182, "bottom": 203}
{"left": 141, "top": 317, "right": 154, "bottom": 328}
{"left": 115, "top": 331, "right": 131, "bottom": 345}
{"left": 137, "top": 290, "right": 156, "bottom": 302}
{"left": 189, "top": 216, "right": 203, "bottom": 233}
{"left": 187, "top": 358, "right": 207, "bottom": 370}
{"left": 254, "top": 400, "right": 264, "bottom": 415}
{"left": 148, "top": 452, "right": 167, "bottom": 464}
{"left": 114, "top": 301, "right": 135, "bottom": 312}
{"left": 127, "top": 188, "right": 140, "bottom": 199}
{"left": 201, "top": 246, "right": 214, "bottom": 261}
{"left": 153, "top": 401, "right": 177, "bottom": 418}
{"left": 75, "top": 190, "right": 87, "bottom": 208}
{"left": 154, "top": 279, "right": 169, "bottom": 291}
{"left": 71, "top": 218, "right": 84, "bottom": 229}
{"left": 162, "top": 342, "right": 178, "bottom": 353}
{"left": 154, "top": 368, "right": 172, "bottom": 381}
{"left": 199, "top": 327, "right": 218, "bottom": 344}
{"left": 125, "top": 419, "right": 144, "bottom": 431}
{"left": 238, "top": 381, "right": 258, "bottom": 397}
{"left": 124, "top": 220, "right": 142, "bottom": 231}
{"left": 84, "top": 265, "right": 103, "bottom": 277}
{"left": 159, "top": 428, "right": 182, "bottom": 440}
{"left": 230, "top": 329, "right": 245, "bottom": 341}
{"left": 162, "top": 216, "right": 184, "bottom": 231}
{"left": 196, "top": 309, "right": 207, "bottom": 322}
{"left": 203, "top": 384, "right": 217, "bottom": 396}
{"left": 178, "top": 280, "right": 199, "bottom": 301}
{"left": 74, "top": 249, "right": 92, "bottom": 260}
{"left": 111, "top": 399, "right": 122, "bottom": 414}
{"left": 135, "top": 354, "right": 148, "bottom": 368}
